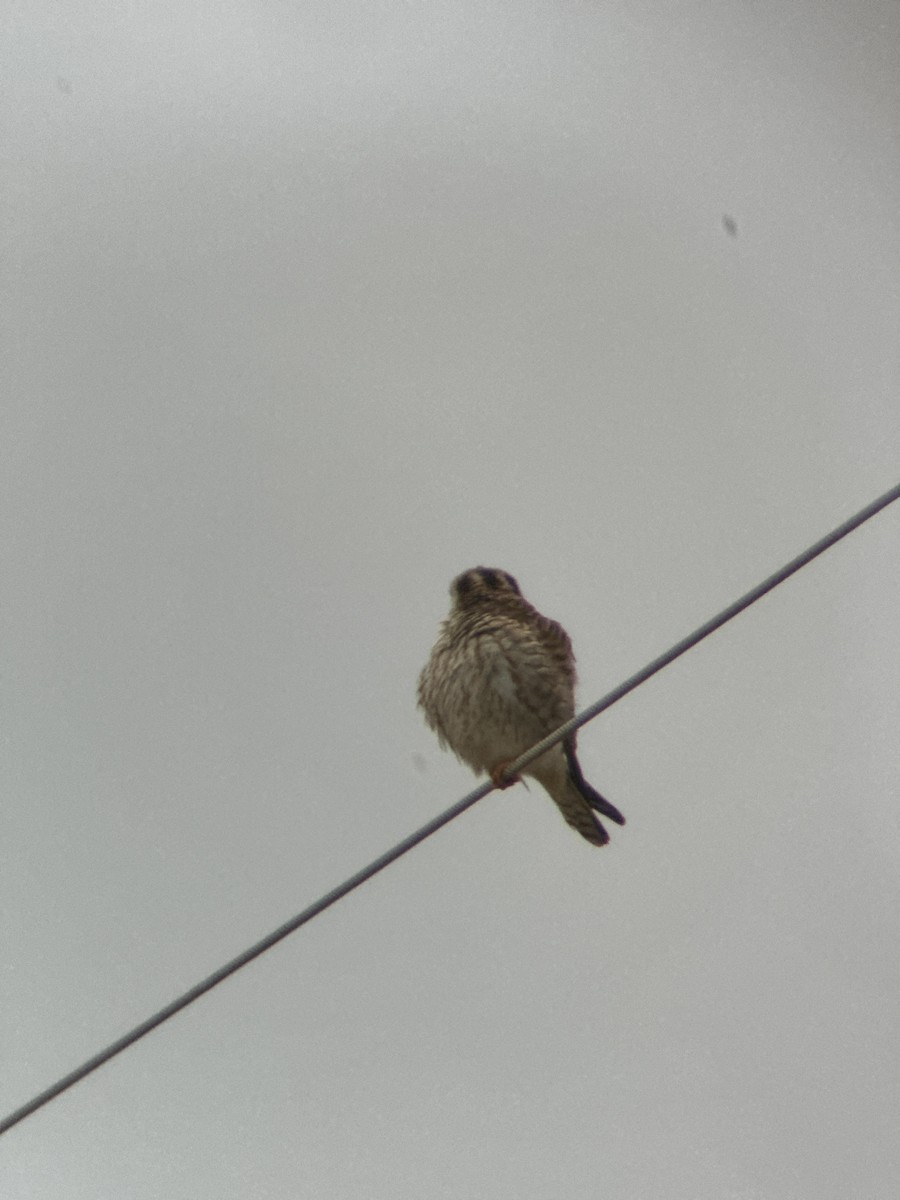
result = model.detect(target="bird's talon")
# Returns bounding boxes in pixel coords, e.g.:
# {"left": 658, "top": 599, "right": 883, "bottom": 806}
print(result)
{"left": 490, "top": 761, "right": 520, "bottom": 789}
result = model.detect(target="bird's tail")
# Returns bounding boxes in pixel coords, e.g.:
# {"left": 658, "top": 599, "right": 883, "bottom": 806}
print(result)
{"left": 563, "top": 739, "right": 626, "bottom": 829}
{"left": 556, "top": 734, "right": 628, "bottom": 849}
{"left": 552, "top": 775, "right": 617, "bottom": 846}
{"left": 530, "top": 740, "right": 625, "bottom": 848}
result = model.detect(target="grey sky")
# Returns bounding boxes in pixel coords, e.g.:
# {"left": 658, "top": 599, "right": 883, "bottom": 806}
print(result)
{"left": 3, "top": 1, "right": 899, "bottom": 1197}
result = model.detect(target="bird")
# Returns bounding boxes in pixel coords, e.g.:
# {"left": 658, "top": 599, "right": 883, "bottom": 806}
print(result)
{"left": 418, "top": 567, "right": 625, "bottom": 847}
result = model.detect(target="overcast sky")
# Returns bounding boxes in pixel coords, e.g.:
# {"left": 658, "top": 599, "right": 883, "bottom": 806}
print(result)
{"left": 3, "top": 1, "right": 899, "bottom": 1197}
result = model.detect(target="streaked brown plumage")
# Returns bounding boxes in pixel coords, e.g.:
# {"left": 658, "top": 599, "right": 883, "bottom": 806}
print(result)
{"left": 418, "top": 567, "right": 625, "bottom": 847}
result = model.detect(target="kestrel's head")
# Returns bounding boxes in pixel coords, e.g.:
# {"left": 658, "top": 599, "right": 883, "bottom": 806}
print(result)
{"left": 450, "top": 566, "right": 522, "bottom": 609}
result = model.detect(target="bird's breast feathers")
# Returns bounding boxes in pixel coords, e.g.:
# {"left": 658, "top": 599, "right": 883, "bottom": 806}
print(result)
{"left": 419, "top": 626, "right": 569, "bottom": 771}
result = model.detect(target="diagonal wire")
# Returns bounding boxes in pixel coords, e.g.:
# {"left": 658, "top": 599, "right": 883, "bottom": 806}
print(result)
{"left": 2, "top": 480, "right": 898, "bottom": 1138}
{"left": 500, "top": 479, "right": 900, "bottom": 781}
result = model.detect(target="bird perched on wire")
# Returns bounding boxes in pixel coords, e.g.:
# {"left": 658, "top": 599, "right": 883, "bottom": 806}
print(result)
{"left": 418, "top": 567, "right": 625, "bottom": 847}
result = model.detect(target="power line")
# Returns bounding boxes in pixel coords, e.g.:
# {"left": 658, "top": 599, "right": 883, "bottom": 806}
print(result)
{"left": 2, "top": 480, "right": 898, "bottom": 1137}
{"left": 500, "top": 479, "right": 900, "bottom": 780}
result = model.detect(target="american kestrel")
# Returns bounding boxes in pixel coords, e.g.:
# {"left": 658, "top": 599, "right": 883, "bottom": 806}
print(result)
{"left": 418, "top": 567, "right": 625, "bottom": 847}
